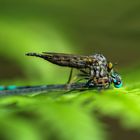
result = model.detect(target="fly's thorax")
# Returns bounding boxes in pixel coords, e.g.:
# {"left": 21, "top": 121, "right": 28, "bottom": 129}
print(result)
{"left": 92, "top": 54, "right": 107, "bottom": 67}
{"left": 90, "top": 64, "right": 109, "bottom": 78}
{"left": 88, "top": 54, "right": 108, "bottom": 78}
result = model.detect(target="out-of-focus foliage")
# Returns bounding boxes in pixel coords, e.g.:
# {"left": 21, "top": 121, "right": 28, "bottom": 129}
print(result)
{"left": 0, "top": 95, "right": 104, "bottom": 140}
{"left": 0, "top": 69, "right": 140, "bottom": 140}
{"left": 0, "top": 0, "right": 140, "bottom": 83}
{"left": 0, "top": 19, "right": 75, "bottom": 84}
{"left": 0, "top": 0, "right": 140, "bottom": 140}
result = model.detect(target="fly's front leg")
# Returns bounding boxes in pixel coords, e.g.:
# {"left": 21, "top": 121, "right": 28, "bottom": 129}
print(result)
{"left": 97, "top": 78, "right": 111, "bottom": 89}
{"left": 85, "top": 78, "right": 95, "bottom": 88}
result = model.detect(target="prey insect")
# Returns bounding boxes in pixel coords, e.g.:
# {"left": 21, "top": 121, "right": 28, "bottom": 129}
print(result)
{"left": 0, "top": 83, "right": 89, "bottom": 96}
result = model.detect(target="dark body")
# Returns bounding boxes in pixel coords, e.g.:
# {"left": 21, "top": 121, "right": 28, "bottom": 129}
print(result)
{"left": 26, "top": 52, "right": 108, "bottom": 69}
{"left": 26, "top": 52, "right": 112, "bottom": 89}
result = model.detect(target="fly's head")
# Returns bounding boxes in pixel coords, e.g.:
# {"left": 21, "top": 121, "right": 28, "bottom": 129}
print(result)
{"left": 111, "top": 72, "right": 122, "bottom": 88}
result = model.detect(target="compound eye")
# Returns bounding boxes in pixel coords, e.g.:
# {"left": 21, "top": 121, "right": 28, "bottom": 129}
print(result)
{"left": 114, "top": 81, "right": 122, "bottom": 88}
{"left": 111, "top": 72, "right": 122, "bottom": 88}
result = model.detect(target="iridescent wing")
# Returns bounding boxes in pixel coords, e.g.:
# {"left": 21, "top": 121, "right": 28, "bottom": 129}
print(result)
{"left": 26, "top": 52, "right": 97, "bottom": 69}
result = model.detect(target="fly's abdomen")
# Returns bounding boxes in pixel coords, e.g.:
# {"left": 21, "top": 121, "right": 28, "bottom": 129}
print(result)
{"left": 26, "top": 52, "right": 97, "bottom": 69}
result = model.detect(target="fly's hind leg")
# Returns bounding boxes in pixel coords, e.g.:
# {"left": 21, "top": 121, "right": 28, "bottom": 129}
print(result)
{"left": 67, "top": 69, "right": 89, "bottom": 84}
{"left": 67, "top": 68, "right": 74, "bottom": 84}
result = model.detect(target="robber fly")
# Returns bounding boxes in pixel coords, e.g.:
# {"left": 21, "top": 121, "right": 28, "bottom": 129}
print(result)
{"left": 26, "top": 52, "right": 122, "bottom": 89}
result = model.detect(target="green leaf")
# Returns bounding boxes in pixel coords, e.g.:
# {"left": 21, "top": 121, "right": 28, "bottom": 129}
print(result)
{"left": 0, "top": 96, "right": 105, "bottom": 140}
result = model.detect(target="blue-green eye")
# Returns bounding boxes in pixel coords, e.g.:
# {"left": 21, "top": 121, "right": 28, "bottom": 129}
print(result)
{"left": 114, "top": 81, "right": 122, "bottom": 88}
{"left": 111, "top": 72, "right": 122, "bottom": 88}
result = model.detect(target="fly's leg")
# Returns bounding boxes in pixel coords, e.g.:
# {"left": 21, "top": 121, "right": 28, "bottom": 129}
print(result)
{"left": 80, "top": 69, "right": 89, "bottom": 74}
{"left": 97, "top": 80, "right": 111, "bottom": 90}
{"left": 74, "top": 69, "right": 91, "bottom": 83}
{"left": 66, "top": 68, "right": 82, "bottom": 84}
{"left": 67, "top": 68, "right": 74, "bottom": 84}
{"left": 85, "top": 79, "right": 95, "bottom": 88}
{"left": 67, "top": 69, "right": 90, "bottom": 84}
{"left": 67, "top": 75, "right": 82, "bottom": 84}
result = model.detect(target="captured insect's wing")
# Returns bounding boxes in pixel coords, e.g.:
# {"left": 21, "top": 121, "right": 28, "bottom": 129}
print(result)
{"left": 26, "top": 52, "right": 97, "bottom": 69}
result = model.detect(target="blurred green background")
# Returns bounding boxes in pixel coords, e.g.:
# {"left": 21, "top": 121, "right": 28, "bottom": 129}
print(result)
{"left": 0, "top": 1, "right": 140, "bottom": 140}
{"left": 0, "top": 0, "right": 140, "bottom": 83}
